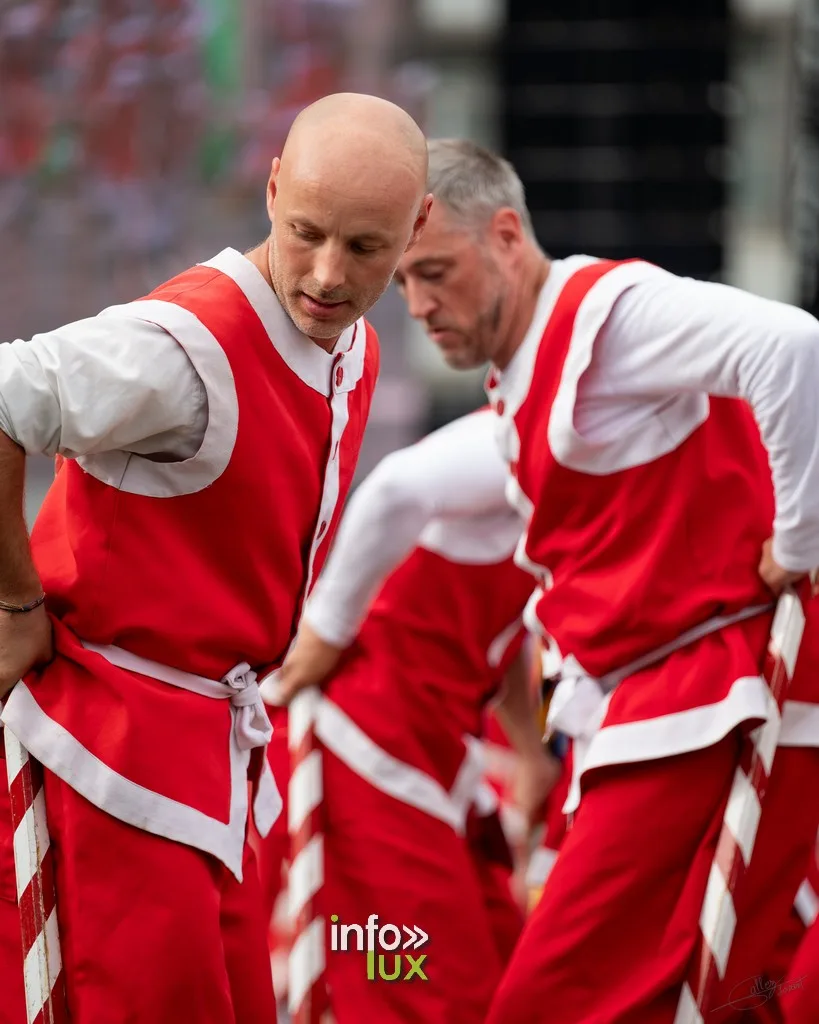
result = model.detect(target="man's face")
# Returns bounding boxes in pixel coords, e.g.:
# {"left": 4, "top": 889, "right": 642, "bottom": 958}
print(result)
{"left": 268, "top": 160, "right": 428, "bottom": 345}
{"left": 394, "top": 202, "right": 507, "bottom": 370}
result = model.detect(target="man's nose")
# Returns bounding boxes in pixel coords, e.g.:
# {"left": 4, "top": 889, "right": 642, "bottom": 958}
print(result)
{"left": 311, "top": 243, "right": 346, "bottom": 295}
{"left": 404, "top": 279, "right": 437, "bottom": 321}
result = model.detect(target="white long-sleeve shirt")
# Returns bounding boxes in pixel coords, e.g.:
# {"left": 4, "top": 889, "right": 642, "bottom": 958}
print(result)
{"left": 2, "top": 259, "right": 818, "bottom": 569}
{"left": 0, "top": 315, "right": 206, "bottom": 459}
{"left": 303, "top": 410, "right": 521, "bottom": 647}
{"left": 578, "top": 266, "right": 819, "bottom": 572}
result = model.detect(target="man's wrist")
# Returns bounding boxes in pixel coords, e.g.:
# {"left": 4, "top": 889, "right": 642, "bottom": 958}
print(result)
{"left": 301, "top": 606, "right": 355, "bottom": 650}
{"left": 516, "top": 739, "right": 552, "bottom": 762}
{"left": 0, "top": 593, "right": 46, "bottom": 614}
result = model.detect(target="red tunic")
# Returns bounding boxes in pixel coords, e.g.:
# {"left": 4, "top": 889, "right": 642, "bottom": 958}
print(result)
{"left": 2, "top": 248, "right": 378, "bottom": 878}
{"left": 291, "top": 409, "right": 535, "bottom": 826}
{"left": 487, "top": 257, "right": 818, "bottom": 810}
{"left": 327, "top": 544, "right": 534, "bottom": 778}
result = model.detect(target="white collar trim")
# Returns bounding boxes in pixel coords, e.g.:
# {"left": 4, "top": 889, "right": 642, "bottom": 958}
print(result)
{"left": 486, "top": 256, "right": 600, "bottom": 414}
{"left": 202, "top": 248, "right": 366, "bottom": 396}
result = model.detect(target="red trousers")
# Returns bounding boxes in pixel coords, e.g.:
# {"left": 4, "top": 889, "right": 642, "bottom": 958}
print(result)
{"left": 487, "top": 737, "right": 819, "bottom": 1024}
{"left": 0, "top": 759, "right": 277, "bottom": 1024}
{"left": 322, "top": 748, "right": 523, "bottom": 1024}
{"left": 258, "top": 722, "right": 524, "bottom": 1024}
{"left": 783, "top": 916, "right": 819, "bottom": 1021}
{"left": 782, "top": 842, "right": 819, "bottom": 1022}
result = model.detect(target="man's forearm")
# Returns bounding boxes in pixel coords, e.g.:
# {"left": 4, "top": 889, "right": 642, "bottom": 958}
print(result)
{"left": 494, "top": 643, "right": 562, "bottom": 826}
{"left": 0, "top": 431, "right": 42, "bottom": 602}
{"left": 493, "top": 646, "right": 545, "bottom": 759}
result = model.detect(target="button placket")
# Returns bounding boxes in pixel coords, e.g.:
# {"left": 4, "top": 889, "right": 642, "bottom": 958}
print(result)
{"left": 331, "top": 352, "right": 346, "bottom": 395}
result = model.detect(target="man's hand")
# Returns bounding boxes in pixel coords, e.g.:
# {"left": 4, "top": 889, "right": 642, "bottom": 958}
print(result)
{"left": 276, "top": 622, "right": 345, "bottom": 704}
{"left": 512, "top": 748, "right": 562, "bottom": 829}
{"left": 0, "top": 605, "right": 53, "bottom": 699}
{"left": 758, "top": 538, "right": 808, "bottom": 596}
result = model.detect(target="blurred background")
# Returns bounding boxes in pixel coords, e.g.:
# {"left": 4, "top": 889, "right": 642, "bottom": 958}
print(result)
{"left": 3, "top": 0, "right": 816, "bottom": 522}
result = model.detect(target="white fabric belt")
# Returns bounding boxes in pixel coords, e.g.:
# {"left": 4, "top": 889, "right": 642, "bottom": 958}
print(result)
{"left": 525, "top": 846, "right": 559, "bottom": 890}
{"left": 547, "top": 603, "right": 775, "bottom": 818}
{"left": 80, "top": 641, "right": 273, "bottom": 752}
{"left": 795, "top": 878, "right": 819, "bottom": 928}
{"left": 547, "top": 602, "right": 773, "bottom": 743}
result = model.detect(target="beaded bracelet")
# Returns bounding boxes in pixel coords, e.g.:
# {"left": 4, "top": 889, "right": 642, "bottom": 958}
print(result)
{"left": 0, "top": 594, "right": 46, "bottom": 614}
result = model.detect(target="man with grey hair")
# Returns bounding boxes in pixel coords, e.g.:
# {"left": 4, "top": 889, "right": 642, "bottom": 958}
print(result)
{"left": 395, "top": 140, "right": 546, "bottom": 374}
{"left": 394, "top": 138, "right": 819, "bottom": 1023}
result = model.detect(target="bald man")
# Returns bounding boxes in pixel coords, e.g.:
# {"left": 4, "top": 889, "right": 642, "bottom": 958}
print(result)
{"left": 0, "top": 94, "right": 431, "bottom": 1024}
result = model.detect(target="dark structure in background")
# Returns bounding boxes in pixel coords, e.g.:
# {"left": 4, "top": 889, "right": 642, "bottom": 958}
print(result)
{"left": 502, "top": 1, "right": 729, "bottom": 280}
{"left": 794, "top": 0, "right": 819, "bottom": 320}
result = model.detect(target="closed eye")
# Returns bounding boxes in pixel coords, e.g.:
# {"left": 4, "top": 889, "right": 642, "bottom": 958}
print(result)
{"left": 293, "top": 228, "right": 321, "bottom": 242}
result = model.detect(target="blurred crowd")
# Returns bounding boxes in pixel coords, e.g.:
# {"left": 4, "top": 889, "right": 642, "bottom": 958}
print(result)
{"left": 4, "top": 0, "right": 437, "bottom": 514}
{"left": 0, "top": 0, "right": 431, "bottom": 325}
{"left": 1, "top": 0, "right": 205, "bottom": 259}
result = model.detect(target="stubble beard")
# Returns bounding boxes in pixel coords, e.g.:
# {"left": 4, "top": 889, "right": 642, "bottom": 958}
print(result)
{"left": 446, "top": 294, "right": 503, "bottom": 371}
{"left": 267, "top": 237, "right": 319, "bottom": 337}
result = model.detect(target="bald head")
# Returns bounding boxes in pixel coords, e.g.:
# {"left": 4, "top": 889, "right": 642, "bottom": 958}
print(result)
{"left": 283, "top": 93, "right": 428, "bottom": 193}
{"left": 264, "top": 93, "right": 432, "bottom": 346}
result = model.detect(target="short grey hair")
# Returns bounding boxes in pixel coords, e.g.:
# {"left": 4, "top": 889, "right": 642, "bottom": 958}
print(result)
{"left": 426, "top": 138, "right": 537, "bottom": 240}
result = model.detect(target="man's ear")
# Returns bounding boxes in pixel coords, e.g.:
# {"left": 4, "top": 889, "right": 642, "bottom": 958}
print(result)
{"left": 266, "top": 158, "right": 282, "bottom": 221}
{"left": 490, "top": 207, "right": 526, "bottom": 253}
{"left": 406, "top": 193, "right": 434, "bottom": 253}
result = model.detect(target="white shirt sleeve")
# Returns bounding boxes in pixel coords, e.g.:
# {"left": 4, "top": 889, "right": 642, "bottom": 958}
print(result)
{"left": 0, "top": 315, "right": 208, "bottom": 459}
{"left": 303, "top": 410, "right": 512, "bottom": 647}
{"left": 577, "top": 268, "right": 819, "bottom": 571}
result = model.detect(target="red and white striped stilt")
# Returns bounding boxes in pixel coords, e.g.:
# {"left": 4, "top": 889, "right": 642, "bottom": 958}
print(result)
{"left": 3, "top": 725, "right": 67, "bottom": 1024}
{"left": 287, "top": 686, "right": 327, "bottom": 1024}
{"left": 675, "top": 587, "right": 808, "bottom": 1023}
